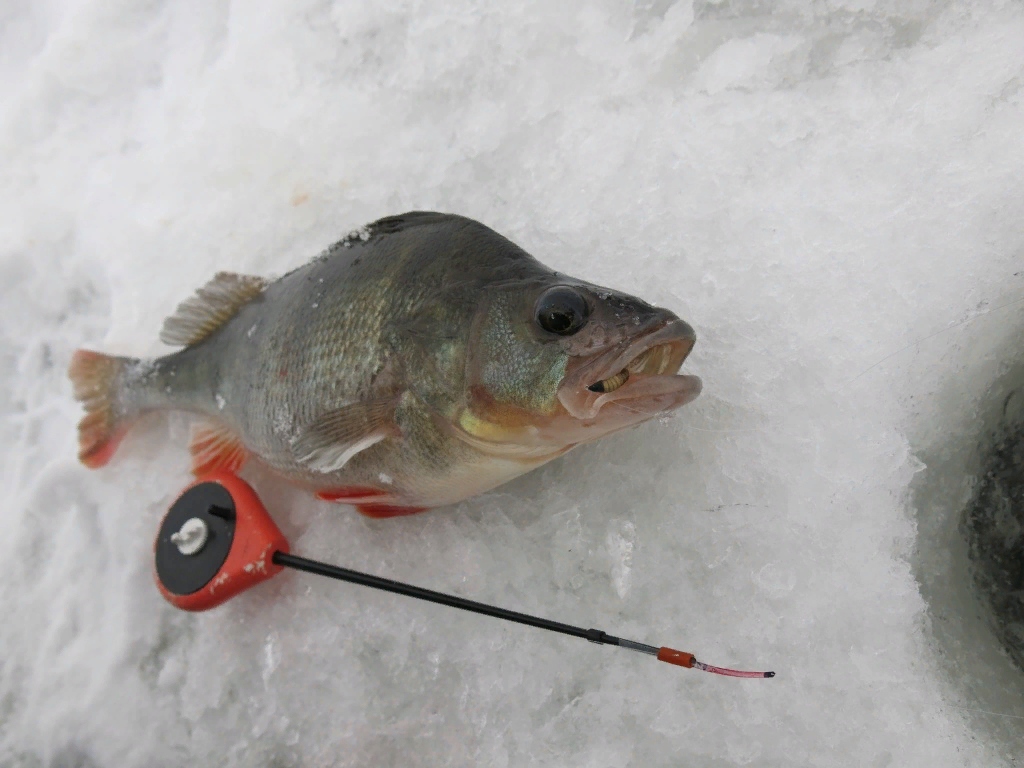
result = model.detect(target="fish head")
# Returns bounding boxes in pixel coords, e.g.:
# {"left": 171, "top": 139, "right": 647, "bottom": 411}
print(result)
{"left": 450, "top": 276, "right": 702, "bottom": 458}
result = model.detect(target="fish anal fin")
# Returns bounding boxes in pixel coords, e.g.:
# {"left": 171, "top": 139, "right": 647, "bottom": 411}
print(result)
{"left": 160, "top": 272, "right": 267, "bottom": 348}
{"left": 294, "top": 399, "right": 401, "bottom": 474}
{"left": 357, "top": 504, "right": 428, "bottom": 519}
{"left": 190, "top": 420, "right": 248, "bottom": 476}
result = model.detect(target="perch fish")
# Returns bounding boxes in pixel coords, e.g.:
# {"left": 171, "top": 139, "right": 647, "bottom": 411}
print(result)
{"left": 69, "top": 212, "right": 702, "bottom": 517}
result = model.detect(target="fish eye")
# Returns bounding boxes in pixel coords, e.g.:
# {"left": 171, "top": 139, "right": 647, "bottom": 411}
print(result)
{"left": 535, "top": 286, "right": 589, "bottom": 336}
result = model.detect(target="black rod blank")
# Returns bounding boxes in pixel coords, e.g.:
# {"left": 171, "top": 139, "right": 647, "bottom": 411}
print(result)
{"left": 273, "top": 551, "right": 621, "bottom": 646}
{"left": 271, "top": 550, "right": 774, "bottom": 678}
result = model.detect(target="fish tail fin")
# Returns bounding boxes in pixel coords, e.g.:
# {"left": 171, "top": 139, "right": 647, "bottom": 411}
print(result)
{"left": 68, "top": 349, "right": 139, "bottom": 468}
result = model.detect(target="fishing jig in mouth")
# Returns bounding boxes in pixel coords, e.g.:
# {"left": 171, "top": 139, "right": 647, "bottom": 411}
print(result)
{"left": 588, "top": 369, "right": 629, "bottom": 393}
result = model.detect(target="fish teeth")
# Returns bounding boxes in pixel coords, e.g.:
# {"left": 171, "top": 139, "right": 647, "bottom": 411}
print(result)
{"left": 628, "top": 348, "right": 651, "bottom": 373}
{"left": 626, "top": 343, "right": 670, "bottom": 375}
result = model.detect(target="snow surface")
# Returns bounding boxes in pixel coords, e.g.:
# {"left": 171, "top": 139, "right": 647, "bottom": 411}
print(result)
{"left": 3, "top": 0, "right": 1024, "bottom": 766}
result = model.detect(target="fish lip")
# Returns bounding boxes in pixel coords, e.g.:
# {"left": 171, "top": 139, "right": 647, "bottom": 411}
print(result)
{"left": 557, "top": 318, "right": 702, "bottom": 420}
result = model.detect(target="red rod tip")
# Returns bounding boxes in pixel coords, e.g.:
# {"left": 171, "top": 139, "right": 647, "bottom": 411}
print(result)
{"left": 693, "top": 660, "right": 775, "bottom": 679}
{"left": 657, "top": 648, "right": 773, "bottom": 678}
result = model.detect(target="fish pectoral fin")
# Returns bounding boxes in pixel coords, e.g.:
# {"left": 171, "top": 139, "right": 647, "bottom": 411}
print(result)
{"left": 293, "top": 399, "right": 401, "bottom": 474}
{"left": 190, "top": 420, "right": 249, "bottom": 476}
{"left": 160, "top": 272, "right": 268, "bottom": 348}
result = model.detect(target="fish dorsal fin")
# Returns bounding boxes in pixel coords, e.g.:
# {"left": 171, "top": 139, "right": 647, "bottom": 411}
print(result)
{"left": 292, "top": 398, "right": 401, "bottom": 474}
{"left": 160, "top": 272, "right": 268, "bottom": 347}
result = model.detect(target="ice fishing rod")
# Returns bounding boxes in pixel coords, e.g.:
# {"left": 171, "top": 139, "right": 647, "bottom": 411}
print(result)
{"left": 154, "top": 473, "right": 774, "bottom": 680}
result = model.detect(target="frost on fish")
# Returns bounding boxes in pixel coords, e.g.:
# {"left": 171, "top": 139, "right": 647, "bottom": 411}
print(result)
{"left": 273, "top": 405, "right": 294, "bottom": 439}
{"left": 343, "top": 226, "right": 372, "bottom": 245}
{"left": 124, "top": 358, "right": 157, "bottom": 381}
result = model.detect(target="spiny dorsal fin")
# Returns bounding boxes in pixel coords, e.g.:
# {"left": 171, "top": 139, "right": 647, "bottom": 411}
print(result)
{"left": 160, "top": 272, "right": 267, "bottom": 347}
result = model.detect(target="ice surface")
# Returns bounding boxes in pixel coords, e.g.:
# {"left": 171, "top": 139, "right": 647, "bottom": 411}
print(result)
{"left": 3, "top": 0, "right": 1024, "bottom": 765}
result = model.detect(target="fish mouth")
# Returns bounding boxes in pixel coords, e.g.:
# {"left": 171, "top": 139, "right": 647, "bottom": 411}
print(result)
{"left": 557, "top": 318, "right": 702, "bottom": 421}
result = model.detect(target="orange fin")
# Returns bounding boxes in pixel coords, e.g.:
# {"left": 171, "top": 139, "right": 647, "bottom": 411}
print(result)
{"left": 80, "top": 425, "right": 130, "bottom": 469}
{"left": 314, "top": 488, "right": 426, "bottom": 517}
{"left": 68, "top": 349, "right": 135, "bottom": 468}
{"left": 356, "top": 504, "right": 428, "bottom": 519}
{"left": 189, "top": 421, "right": 248, "bottom": 476}
{"left": 316, "top": 486, "right": 390, "bottom": 503}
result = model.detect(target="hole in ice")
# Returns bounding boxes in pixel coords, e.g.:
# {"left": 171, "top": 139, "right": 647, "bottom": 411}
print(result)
{"left": 911, "top": 333, "right": 1024, "bottom": 751}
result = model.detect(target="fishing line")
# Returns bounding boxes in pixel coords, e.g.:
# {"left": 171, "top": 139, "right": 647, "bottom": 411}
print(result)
{"left": 839, "top": 294, "right": 1024, "bottom": 391}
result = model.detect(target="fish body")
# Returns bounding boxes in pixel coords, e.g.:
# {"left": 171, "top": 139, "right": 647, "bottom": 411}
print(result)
{"left": 70, "top": 212, "right": 701, "bottom": 516}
